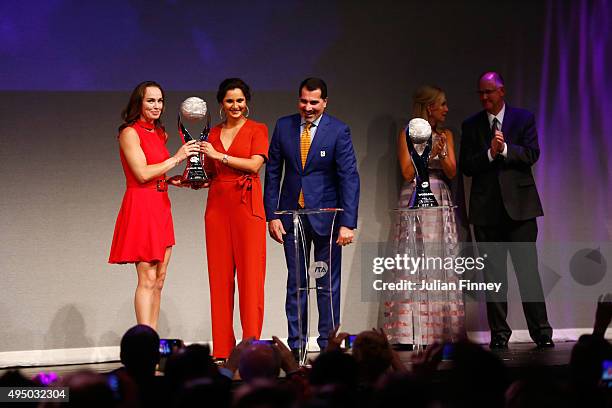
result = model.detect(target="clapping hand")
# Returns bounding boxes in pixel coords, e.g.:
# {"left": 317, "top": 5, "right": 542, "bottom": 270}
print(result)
{"left": 491, "top": 130, "right": 505, "bottom": 156}
{"left": 430, "top": 134, "right": 446, "bottom": 159}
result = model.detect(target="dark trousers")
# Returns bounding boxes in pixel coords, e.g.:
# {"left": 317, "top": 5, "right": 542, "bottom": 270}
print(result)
{"left": 283, "top": 216, "right": 341, "bottom": 350}
{"left": 473, "top": 213, "right": 552, "bottom": 342}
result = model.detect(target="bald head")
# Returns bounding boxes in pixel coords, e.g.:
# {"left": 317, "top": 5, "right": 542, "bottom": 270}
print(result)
{"left": 478, "top": 72, "right": 506, "bottom": 115}
{"left": 480, "top": 71, "right": 505, "bottom": 88}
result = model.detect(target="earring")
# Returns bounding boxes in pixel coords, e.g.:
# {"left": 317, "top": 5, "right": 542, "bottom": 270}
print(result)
{"left": 219, "top": 107, "right": 226, "bottom": 121}
{"left": 243, "top": 105, "right": 250, "bottom": 118}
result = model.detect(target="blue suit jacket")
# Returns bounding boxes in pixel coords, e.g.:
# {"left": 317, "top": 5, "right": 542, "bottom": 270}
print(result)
{"left": 264, "top": 113, "right": 360, "bottom": 236}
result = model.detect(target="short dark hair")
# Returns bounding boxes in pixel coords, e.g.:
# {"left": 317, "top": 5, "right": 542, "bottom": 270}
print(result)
{"left": 164, "top": 344, "right": 216, "bottom": 390}
{"left": 310, "top": 350, "right": 358, "bottom": 387}
{"left": 299, "top": 77, "right": 327, "bottom": 99}
{"left": 216, "top": 78, "right": 251, "bottom": 103}
{"left": 120, "top": 325, "right": 160, "bottom": 376}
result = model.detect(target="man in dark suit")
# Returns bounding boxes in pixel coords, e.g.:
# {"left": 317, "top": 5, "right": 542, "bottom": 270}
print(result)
{"left": 264, "top": 78, "right": 360, "bottom": 356}
{"left": 460, "top": 72, "right": 553, "bottom": 349}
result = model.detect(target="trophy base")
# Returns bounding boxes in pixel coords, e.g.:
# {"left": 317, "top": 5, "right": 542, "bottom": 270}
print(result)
{"left": 408, "top": 191, "right": 439, "bottom": 209}
{"left": 181, "top": 176, "right": 211, "bottom": 189}
{"left": 182, "top": 164, "right": 212, "bottom": 189}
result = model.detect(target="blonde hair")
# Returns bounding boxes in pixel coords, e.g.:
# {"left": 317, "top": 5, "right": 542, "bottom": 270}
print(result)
{"left": 411, "top": 85, "right": 446, "bottom": 132}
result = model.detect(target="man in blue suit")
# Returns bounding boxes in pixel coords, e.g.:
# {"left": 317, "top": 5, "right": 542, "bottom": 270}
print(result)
{"left": 264, "top": 78, "right": 360, "bottom": 356}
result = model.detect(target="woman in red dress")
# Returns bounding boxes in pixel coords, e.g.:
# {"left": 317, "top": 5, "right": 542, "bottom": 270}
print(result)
{"left": 109, "top": 81, "right": 199, "bottom": 330}
{"left": 200, "top": 78, "right": 269, "bottom": 358}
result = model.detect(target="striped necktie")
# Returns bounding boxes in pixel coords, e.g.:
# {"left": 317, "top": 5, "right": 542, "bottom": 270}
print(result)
{"left": 298, "top": 122, "right": 312, "bottom": 208}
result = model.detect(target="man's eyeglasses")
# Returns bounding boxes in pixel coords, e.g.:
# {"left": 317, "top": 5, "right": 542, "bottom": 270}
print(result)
{"left": 477, "top": 89, "right": 499, "bottom": 96}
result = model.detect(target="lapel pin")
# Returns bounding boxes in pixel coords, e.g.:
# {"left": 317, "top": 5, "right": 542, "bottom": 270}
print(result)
{"left": 320, "top": 151, "right": 326, "bottom": 157}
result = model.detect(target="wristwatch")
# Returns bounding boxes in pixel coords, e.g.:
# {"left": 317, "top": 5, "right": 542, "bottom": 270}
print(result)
{"left": 222, "top": 154, "right": 229, "bottom": 165}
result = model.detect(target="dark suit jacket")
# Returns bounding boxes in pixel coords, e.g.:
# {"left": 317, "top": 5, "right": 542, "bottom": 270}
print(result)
{"left": 460, "top": 105, "right": 543, "bottom": 226}
{"left": 264, "top": 113, "right": 360, "bottom": 236}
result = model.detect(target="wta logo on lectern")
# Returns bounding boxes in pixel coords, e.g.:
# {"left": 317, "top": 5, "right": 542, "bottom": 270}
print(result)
{"left": 372, "top": 254, "right": 486, "bottom": 275}
{"left": 309, "top": 261, "right": 329, "bottom": 279}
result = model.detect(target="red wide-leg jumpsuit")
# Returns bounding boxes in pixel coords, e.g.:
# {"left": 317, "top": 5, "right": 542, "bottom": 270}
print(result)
{"left": 205, "top": 119, "right": 268, "bottom": 358}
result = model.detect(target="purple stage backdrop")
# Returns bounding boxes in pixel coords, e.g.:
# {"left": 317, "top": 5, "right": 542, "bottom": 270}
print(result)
{"left": 0, "top": 0, "right": 340, "bottom": 91}
{"left": 535, "top": 0, "right": 611, "bottom": 241}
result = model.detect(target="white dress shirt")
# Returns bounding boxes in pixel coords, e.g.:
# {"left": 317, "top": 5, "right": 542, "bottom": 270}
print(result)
{"left": 487, "top": 103, "right": 508, "bottom": 162}
{"left": 300, "top": 113, "right": 323, "bottom": 142}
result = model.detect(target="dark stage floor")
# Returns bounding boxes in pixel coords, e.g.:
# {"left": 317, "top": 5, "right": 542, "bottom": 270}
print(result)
{"left": 1, "top": 341, "right": 576, "bottom": 381}
{"left": 417, "top": 341, "right": 574, "bottom": 370}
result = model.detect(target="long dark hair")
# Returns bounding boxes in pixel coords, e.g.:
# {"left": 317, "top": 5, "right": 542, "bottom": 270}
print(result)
{"left": 119, "top": 81, "right": 166, "bottom": 131}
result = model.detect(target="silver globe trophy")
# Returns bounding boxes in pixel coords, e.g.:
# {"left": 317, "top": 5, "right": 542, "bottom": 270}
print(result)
{"left": 406, "top": 118, "right": 439, "bottom": 208}
{"left": 178, "top": 97, "right": 211, "bottom": 189}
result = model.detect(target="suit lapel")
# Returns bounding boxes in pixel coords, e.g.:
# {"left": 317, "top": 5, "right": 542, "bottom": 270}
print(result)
{"left": 304, "top": 114, "right": 329, "bottom": 169}
{"left": 501, "top": 105, "right": 513, "bottom": 144}
{"left": 478, "top": 110, "right": 491, "bottom": 146}
{"left": 288, "top": 114, "right": 303, "bottom": 172}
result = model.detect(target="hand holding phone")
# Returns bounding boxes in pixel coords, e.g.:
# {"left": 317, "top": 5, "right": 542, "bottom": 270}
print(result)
{"left": 442, "top": 343, "right": 454, "bottom": 361}
{"left": 159, "top": 339, "right": 184, "bottom": 356}
{"left": 601, "top": 360, "right": 612, "bottom": 388}
{"left": 343, "top": 335, "right": 357, "bottom": 349}
{"left": 158, "top": 339, "right": 185, "bottom": 373}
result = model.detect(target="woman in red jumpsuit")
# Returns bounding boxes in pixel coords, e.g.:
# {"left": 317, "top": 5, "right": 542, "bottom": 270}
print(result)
{"left": 200, "top": 78, "right": 268, "bottom": 358}
{"left": 109, "top": 81, "right": 199, "bottom": 330}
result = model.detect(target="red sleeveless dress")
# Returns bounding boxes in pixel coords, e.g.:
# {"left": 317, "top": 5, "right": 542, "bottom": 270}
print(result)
{"left": 109, "top": 121, "right": 175, "bottom": 264}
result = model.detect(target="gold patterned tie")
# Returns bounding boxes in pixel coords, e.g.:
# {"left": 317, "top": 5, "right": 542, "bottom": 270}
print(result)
{"left": 298, "top": 122, "right": 312, "bottom": 208}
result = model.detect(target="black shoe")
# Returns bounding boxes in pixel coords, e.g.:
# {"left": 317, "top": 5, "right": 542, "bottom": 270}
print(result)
{"left": 392, "top": 343, "right": 414, "bottom": 351}
{"left": 535, "top": 336, "right": 555, "bottom": 348}
{"left": 489, "top": 337, "right": 509, "bottom": 350}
